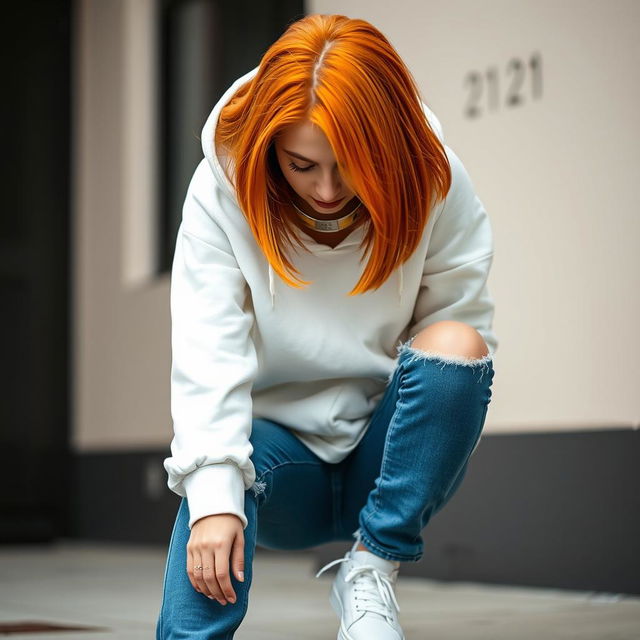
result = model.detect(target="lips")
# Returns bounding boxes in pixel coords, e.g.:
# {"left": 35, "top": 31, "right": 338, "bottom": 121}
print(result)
{"left": 313, "top": 197, "right": 344, "bottom": 207}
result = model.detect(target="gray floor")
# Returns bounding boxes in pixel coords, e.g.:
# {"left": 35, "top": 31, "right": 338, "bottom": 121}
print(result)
{"left": 0, "top": 540, "right": 638, "bottom": 639}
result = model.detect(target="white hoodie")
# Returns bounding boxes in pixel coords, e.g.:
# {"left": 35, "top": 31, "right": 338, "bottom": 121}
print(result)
{"left": 163, "top": 65, "right": 498, "bottom": 530}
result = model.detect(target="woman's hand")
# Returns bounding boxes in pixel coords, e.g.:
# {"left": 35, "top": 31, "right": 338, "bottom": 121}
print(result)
{"left": 187, "top": 513, "right": 245, "bottom": 605}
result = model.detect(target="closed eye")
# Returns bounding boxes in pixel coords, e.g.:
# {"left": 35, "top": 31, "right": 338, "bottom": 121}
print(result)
{"left": 288, "top": 162, "right": 313, "bottom": 173}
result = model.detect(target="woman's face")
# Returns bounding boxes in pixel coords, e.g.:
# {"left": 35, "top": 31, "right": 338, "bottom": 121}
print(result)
{"left": 274, "top": 120, "right": 359, "bottom": 217}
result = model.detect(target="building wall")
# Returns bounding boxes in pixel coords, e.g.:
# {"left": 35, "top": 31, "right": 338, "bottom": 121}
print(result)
{"left": 73, "top": 0, "right": 169, "bottom": 455}
{"left": 309, "top": 0, "right": 640, "bottom": 432}
{"left": 72, "top": 0, "right": 640, "bottom": 591}
{"left": 74, "top": 0, "right": 639, "bottom": 458}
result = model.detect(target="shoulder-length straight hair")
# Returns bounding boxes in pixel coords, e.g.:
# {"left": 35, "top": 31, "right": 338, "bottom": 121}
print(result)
{"left": 214, "top": 13, "right": 451, "bottom": 296}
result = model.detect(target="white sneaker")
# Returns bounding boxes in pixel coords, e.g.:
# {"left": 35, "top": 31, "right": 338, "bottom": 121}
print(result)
{"left": 316, "top": 538, "right": 405, "bottom": 640}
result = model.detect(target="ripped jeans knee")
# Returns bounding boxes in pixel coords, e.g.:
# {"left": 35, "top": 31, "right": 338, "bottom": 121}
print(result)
{"left": 388, "top": 334, "right": 494, "bottom": 384}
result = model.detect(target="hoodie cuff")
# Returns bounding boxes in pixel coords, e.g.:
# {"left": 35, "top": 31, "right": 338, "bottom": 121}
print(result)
{"left": 182, "top": 463, "right": 248, "bottom": 530}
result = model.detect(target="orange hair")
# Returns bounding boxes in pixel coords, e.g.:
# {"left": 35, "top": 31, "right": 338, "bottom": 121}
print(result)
{"left": 214, "top": 13, "right": 451, "bottom": 296}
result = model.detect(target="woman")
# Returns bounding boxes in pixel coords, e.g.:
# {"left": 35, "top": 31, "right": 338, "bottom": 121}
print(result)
{"left": 157, "top": 13, "right": 497, "bottom": 640}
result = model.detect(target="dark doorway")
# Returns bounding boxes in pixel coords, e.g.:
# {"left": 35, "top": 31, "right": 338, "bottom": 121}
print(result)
{"left": 158, "top": 0, "right": 306, "bottom": 271}
{"left": 0, "top": 0, "right": 72, "bottom": 541}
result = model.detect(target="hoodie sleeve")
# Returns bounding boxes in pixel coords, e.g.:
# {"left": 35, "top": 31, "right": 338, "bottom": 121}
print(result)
{"left": 163, "top": 160, "right": 259, "bottom": 530}
{"left": 408, "top": 145, "right": 498, "bottom": 357}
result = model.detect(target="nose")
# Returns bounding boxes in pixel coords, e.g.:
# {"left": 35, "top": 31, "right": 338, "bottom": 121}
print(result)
{"left": 314, "top": 169, "right": 343, "bottom": 202}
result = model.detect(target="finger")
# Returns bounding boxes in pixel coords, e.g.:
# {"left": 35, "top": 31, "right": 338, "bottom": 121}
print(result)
{"left": 202, "top": 554, "right": 227, "bottom": 604}
{"left": 213, "top": 544, "right": 236, "bottom": 604}
{"left": 186, "top": 547, "right": 202, "bottom": 593}
{"left": 190, "top": 552, "right": 221, "bottom": 602}
{"left": 232, "top": 531, "right": 245, "bottom": 583}
{"left": 192, "top": 554, "right": 209, "bottom": 597}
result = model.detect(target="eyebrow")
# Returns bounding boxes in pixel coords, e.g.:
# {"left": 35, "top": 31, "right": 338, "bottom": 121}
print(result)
{"left": 283, "top": 149, "right": 337, "bottom": 166}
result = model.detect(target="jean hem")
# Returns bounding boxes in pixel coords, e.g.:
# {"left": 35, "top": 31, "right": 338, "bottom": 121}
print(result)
{"left": 353, "top": 527, "right": 423, "bottom": 563}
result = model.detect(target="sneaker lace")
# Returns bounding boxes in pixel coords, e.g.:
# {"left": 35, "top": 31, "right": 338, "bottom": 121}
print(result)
{"left": 315, "top": 556, "right": 401, "bottom": 620}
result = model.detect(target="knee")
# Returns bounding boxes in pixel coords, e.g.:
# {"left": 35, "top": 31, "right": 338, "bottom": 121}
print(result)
{"left": 410, "top": 321, "right": 489, "bottom": 359}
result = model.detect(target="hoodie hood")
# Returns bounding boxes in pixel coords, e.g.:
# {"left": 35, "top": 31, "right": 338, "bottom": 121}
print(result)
{"left": 200, "top": 65, "right": 445, "bottom": 310}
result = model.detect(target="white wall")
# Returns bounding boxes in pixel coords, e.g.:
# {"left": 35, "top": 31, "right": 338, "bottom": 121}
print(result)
{"left": 73, "top": 0, "right": 170, "bottom": 451}
{"left": 73, "top": 0, "right": 639, "bottom": 455}
{"left": 310, "top": 0, "right": 640, "bottom": 432}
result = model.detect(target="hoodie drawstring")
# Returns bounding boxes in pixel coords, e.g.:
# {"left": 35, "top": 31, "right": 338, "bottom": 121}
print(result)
{"left": 269, "top": 263, "right": 275, "bottom": 309}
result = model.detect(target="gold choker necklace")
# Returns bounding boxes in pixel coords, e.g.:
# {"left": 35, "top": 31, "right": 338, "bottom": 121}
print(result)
{"left": 290, "top": 198, "right": 363, "bottom": 233}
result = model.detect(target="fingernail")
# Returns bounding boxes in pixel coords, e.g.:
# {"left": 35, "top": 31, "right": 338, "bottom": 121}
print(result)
{"left": 238, "top": 571, "right": 244, "bottom": 581}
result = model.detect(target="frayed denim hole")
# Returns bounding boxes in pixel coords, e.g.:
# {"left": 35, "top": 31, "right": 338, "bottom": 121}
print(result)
{"left": 251, "top": 480, "right": 267, "bottom": 497}
{"left": 399, "top": 342, "right": 494, "bottom": 384}
{"left": 250, "top": 475, "right": 268, "bottom": 506}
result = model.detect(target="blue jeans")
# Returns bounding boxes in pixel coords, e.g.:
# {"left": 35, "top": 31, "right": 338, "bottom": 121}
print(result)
{"left": 156, "top": 337, "right": 494, "bottom": 638}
